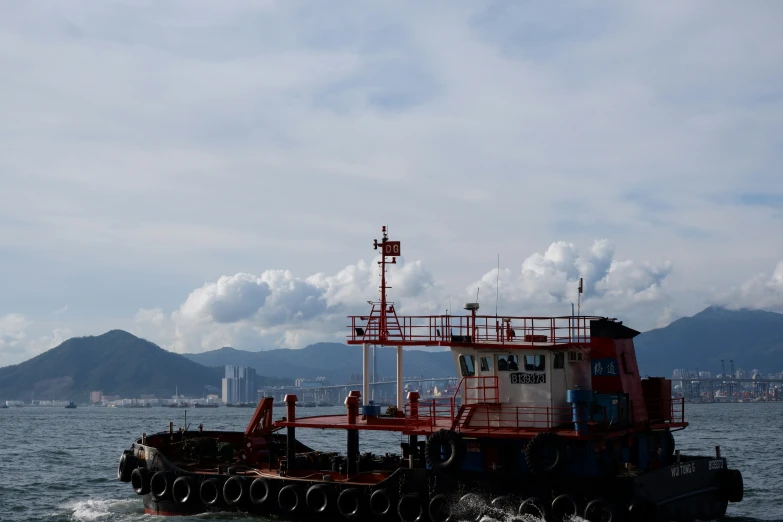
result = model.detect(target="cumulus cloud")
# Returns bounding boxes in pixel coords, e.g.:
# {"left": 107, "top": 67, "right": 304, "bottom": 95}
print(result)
{"left": 0, "top": 314, "right": 72, "bottom": 366}
{"left": 471, "top": 240, "right": 672, "bottom": 319}
{"left": 716, "top": 262, "right": 783, "bottom": 312}
{"left": 128, "top": 241, "right": 677, "bottom": 354}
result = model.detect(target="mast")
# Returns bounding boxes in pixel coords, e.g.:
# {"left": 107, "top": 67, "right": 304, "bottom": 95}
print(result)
{"left": 373, "top": 225, "right": 397, "bottom": 343}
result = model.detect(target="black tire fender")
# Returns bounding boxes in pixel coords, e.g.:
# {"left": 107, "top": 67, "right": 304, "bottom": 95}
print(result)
{"left": 200, "top": 478, "right": 223, "bottom": 506}
{"left": 397, "top": 493, "right": 424, "bottom": 522}
{"left": 149, "top": 471, "right": 173, "bottom": 501}
{"left": 223, "top": 475, "right": 246, "bottom": 506}
{"left": 249, "top": 477, "right": 274, "bottom": 506}
{"left": 584, "top": 498, "right": 615, "bottom": 522}
{"left": 525, "top": 432, "right": 567, "bottom": 475}
{"left": 337, "top": 487, "right": 361, "bottom": 518}
{"left": 724, "top": 468, "right": 744, "bottom": 503}
{"left": 306, "top": 484, "right": 331, "bottom": 513}
{"left": 428, "top": 493, "right": 452, "bottom": 522}
{"left": 491, "top": 495, "right": 516, "bottom": 513}
{"left": 459, "top": 492, "right": 485, "bottom": 520}
{"left": 172, "top": 476, "right": 195, "bottom": 504}
{"left": 370, "top": 488, "right": 393, "bottom": 517}
{"left": 551, "top": 494, "right": 578, "bottom": 522}
{"left": 117, "top": 452, "right": 137, "bottom": 483}
{"left": 519, "top": 497, "right": 547, "bottom": 518}
{"left": 278, "top": 484, "right": 302, "bottom": 513}
{"left": 130, "top": 467, "right": 149, "bottom": 496}
{"left": 425, "top": 429, "right": 466, "bottom": 473}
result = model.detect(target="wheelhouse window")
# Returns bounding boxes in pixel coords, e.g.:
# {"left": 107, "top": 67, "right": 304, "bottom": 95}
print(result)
{"left": 554, "top": 352, "right": 565, "bottom": 369}
{"left": 459, "top": 354, "right": 476, "bottom": 376}
{"left": 524, "top": 355, "right": 546, "bottom": 372}
{"left": 496, "top": 354, "right": 518, "bottom": 371}
{"left": 480, "top": 356, "right": 492, "bottom": 372}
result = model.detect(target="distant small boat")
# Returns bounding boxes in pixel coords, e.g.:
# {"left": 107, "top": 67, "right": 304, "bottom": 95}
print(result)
{"left": 65, "top": 402, "right": 77, "bottom": 409}
{"left": 194, "top": 402, "right": 219, "bottom": 408}
{"left": 0, "top": 404, "right": 8, "bottom": 409}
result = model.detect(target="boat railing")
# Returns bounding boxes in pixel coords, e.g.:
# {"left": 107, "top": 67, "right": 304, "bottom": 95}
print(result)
{"left": 453, "top": 375, "right": 499, "bottom": 405}
{"left": 642, "top": 397, "right": 686, "bottom": 424}
{"left": 347, "top": 314, "right": 601, "bottom": 346}
{"left": 403, "top": 398, "right": 456, "bottom": 429}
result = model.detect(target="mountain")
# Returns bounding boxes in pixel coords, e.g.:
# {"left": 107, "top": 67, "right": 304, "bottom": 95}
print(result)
{"left": 0, "top": 330, "right": 290, "bottom": 402}
{"left": 635, "top": 307, "right": 783, "bottom": 377}
{"left": 183, "top": 343, "right": 455, "bottom": 385}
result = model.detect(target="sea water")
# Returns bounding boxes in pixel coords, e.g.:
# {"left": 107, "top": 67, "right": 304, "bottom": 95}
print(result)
{"left": 0, "top": 403, "right": 778, "bottom": 521}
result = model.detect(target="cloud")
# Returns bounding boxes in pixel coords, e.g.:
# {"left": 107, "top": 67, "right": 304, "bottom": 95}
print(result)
{"left": 471, "top": 240, "right": 672, "bottom": 318}
{"left": 0, "top": 3, "right": 782, "bottom": 360}
{"left": 716, "top": 262, "right": 783, "bottom": 312}
{"left": 0, "top": 314, "right": 72, "bottom": 366}
{"left": 128, "top": 241, "right": 675, "bottom": 354}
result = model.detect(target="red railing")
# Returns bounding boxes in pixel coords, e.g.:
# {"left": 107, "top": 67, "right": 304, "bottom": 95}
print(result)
{"left": 453, "top": 376, "right": 499, "bottom": 405}
{"left": 402, "top": 397, "right": 686, "bottom": 434}
{"left": 347, "top": 314, "right": 601, "bottom": 346}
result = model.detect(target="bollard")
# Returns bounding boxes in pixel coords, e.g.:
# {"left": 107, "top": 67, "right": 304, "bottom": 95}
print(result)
{"left": 284, "top": 394, "right": 298, "bottom": 470}
{"left": 407, "top": 391, "right": 420, "bottom": 419}
{"left": 675, "top": 449, "right": 681, "bottom": 465}
{"left": 716, "top": 446, "right": 721, "bottom": 458}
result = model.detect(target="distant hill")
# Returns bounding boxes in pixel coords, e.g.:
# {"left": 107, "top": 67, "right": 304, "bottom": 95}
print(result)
{"left": 635, "top": 307, "right": 783, "bottom": 377}
{"left": 0, "top": 330, "right": 291, "bottom": 402}
{"left": 183, "top": 343, "right": 455, "bottom": 385}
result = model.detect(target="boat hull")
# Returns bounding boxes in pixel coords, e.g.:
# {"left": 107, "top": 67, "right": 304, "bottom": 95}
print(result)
{"left": 127, "top": 440, "right": 737, "bottom": 522}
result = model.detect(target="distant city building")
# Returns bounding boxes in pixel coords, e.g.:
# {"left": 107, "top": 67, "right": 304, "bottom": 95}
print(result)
{"left": 90, "top": 391, "right": 103, "bottom": 403}
{"left": 141, "top": 394, "right": 156, "bottom": 400}
{"left": 103, "top": 395, "right": 120, "bottom": 402}
{"left": 222, "top": 365, "right": 257, "bottom": 404}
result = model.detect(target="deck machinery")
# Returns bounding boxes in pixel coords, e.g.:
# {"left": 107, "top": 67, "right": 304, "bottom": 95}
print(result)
{"left": 118, "top": 227, "right": 743, "bottom": 522}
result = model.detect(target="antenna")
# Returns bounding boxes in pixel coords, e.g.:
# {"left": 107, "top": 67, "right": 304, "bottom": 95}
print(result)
{"left": 476, "top": 287, "right": 480, "bottom": 303}
{"left": 495, "top": 254, "right": 500, "bottom": 317}
{"left": 577, "top": 277, "right": 584, "bottom": 316}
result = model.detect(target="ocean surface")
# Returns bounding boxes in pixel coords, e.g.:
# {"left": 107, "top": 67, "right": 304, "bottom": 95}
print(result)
{"left": 0, "top": 402, "right": 779, "bottom": 521}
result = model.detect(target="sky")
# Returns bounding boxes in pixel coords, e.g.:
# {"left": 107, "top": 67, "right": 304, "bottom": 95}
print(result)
{"left": 1, "top": 1, "right": 782, "bottom": 367}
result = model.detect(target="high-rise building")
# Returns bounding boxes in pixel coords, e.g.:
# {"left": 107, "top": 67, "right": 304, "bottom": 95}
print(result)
{"left": 222, "top": 365, "right": 257, "bottom": 404}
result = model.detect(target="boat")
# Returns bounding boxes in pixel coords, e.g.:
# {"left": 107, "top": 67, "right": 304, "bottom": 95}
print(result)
{"left": 117, "top": 227, "right": 744, "bottom": 521}
{"left": 194, "top": 402, "right": 219, "bottom": 408}
{"left": 65, "top": 401, "right": 77, "bottom": 409}
{"left": 169, "top": 401, "right": 189, "bottom": 408}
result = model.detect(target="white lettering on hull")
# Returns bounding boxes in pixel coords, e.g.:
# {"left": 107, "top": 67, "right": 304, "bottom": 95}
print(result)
{"left": 670, "top": 462, "right": 696, "bottom": 477}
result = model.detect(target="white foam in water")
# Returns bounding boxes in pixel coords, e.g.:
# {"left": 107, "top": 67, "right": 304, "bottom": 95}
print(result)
{"left": 66, "top": 498, "right": 137, "bottom": 521}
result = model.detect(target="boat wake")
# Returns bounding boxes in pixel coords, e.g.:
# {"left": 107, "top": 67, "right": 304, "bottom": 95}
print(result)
{"left": 65, "top": 498, "right": 141, "bottom": 521}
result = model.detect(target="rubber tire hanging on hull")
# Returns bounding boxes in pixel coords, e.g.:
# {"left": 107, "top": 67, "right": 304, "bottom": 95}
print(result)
{"left": 150, "top": 471, "right": 173, "bottom": 501}
{"left": 525, "top": 432, "right": 568, "bottom": 476}
{"left": 397, "top": 493, "right": 424, "bottom": 522}
{"left": 724, "top": 469, "right": 744, "bottom": 502}
{"left": 425, "top": 429, "right": 466, "bottom": 473}
{"left": 370, "top": 489, "right": 393, "bottom": 517}
{"left": 584, "top": 498, "right": 615, "bottom": 522}
{"left": 519, "top": 498, "right": 547, "bottom": 519}
{"left": 278, "top": 484, "right": 303, "bottom": 514}
{"left": 130, "top": 467, "right": 149, "bottom": 496}
{"left": 337, "top": 488, "right": 361, "bottom": 518}
{"left": 200, "top": 478, "right": 222, "bottom": 506}
{"left": 223, "top": 476, "right": 246, "bottom": 506}
{"left": 172, "top": 476, "right": 196, "bottom": 504}
{"left": 551, "top": 494, "right": 578, "bottom": 522}
{"left": 306, "top": 484, "right": 331, "bottom": 514}
{"left": 117, "top": 452, "right": 136, "bottom": 482}
{"left": 428, "top": 494, "right": 452, "bottom": 522}
{"left": 249, "top": 477, "right": 274, "bottom": 507}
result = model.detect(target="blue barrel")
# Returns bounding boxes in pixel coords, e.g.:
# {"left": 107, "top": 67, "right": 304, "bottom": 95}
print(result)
{"left": 361, "top": 402, "right": 381, "bottom": 416}
{"left": 566, "top": 389, "right": 593, "bottom": 435}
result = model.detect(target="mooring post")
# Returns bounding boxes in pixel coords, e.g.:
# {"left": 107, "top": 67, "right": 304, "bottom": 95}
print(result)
{"left": 675, "top": 449, "right": 681, "bottom": 466}
{"left": 284, "top": 394, "right": 298, "bottom": 470}
{"left": 716, "top": 446, "right": 721, "bottom": 458}
{"left": 345, "top": 393, "right": 360, "bottom": 475}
